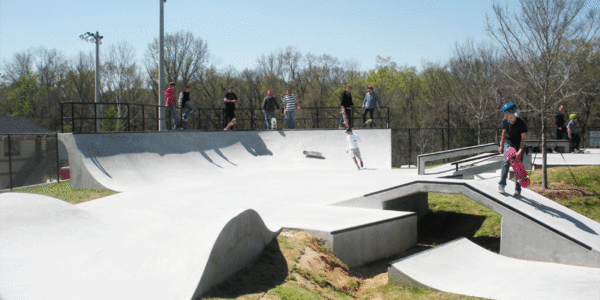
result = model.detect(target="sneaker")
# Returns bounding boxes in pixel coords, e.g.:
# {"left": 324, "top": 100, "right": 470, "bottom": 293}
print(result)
{"left": 360, "top": 161, "right": 363, "bottom": 167}
{"left": 357, "top": 165, "right": 360, "bottom": 170}
{"left": 498, "top": 185, "right": 505, "bottom": 194}
{"left": 514, "top": 190, "right": 521, "bottom": 197}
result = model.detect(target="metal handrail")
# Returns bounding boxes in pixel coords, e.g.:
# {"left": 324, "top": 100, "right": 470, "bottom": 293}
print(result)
{"left": 60, "top": 101, "right": 391, "bottom": 133}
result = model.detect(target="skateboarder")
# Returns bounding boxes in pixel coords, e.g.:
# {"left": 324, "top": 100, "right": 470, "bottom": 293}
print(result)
{"left": 567, "top": 113, "right": 580, "bottom": 153}
{"left": 165, "top": 82, "right": 182, "bottom": 130}
{"left": 223, "top": 87, "right": 238, "bottom": 129}
{"left": 179, "top": 85, "right": 198, "bottom": 122}
{"left": 498, "top": 102, "right": 528, "bottom": 196}
{"left": 346, "top": 128, "right": 364, "bottom": 170}
{"left": 339, "top": 86, "right": 353, "bottom": 128}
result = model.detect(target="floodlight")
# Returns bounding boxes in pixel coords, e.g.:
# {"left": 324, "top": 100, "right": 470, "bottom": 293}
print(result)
{"left": 79, "top": 34, "right": 85, "bottom": 40}
{"left": 89, "top": 38, "right": 95, "bottom": 43}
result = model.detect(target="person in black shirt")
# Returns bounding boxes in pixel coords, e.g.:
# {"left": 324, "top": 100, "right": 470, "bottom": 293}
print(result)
{"left": 498, "top": 102, "right": 528, "bottom": 196}
{"left": 339, "top": 86, "right": 353, "bottom": 128}
{"left": 223, "top": 87, "right": 238, "bottom": 129}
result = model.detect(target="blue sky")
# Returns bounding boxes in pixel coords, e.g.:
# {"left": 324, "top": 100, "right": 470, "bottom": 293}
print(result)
{"left": 2, "top": 0, "right": 592, "bottom": 73}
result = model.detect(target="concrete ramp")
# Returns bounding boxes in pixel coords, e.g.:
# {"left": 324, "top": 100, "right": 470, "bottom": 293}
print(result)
{"left": 335, "top": 178, "right": 600, "bottom": 267}
{"left": 389, "top": 238, "right": 600, "bottom": 300}
{"left": 0, "top": 192, "right": 279, "bottom": 299}
{"left": 59, "top": 130, "right": 391, "bottom": 191}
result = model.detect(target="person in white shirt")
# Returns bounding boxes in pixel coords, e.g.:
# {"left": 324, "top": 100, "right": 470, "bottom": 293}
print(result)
{"left": 346, "top": 128, "right": 363, "bottom": 170}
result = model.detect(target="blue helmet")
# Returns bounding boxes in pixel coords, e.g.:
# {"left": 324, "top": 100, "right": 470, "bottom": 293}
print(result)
{"left": 501, "top": 102, "right": 517, "bottom": 114}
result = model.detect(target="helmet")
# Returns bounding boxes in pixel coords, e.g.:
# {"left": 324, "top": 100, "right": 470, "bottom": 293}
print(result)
{"left": 501, "top": 102, "right": 517, "bottom": 114}
{"left": 569, "top": 113, "right": 577, "bottom": 120}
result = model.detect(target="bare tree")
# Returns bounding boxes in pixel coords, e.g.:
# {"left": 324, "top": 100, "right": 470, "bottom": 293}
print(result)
{"left": 449, "top": 40, "right": 502, "bottom": 144}
{"left": 487, "top": 0, "right": 600, "bottom": 188}
{"left": 145, "top": 30, "right": 209, "bottom": 96}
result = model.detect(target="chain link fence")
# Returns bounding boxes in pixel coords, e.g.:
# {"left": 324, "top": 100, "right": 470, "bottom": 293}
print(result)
{"left": 1, "top": 134, "right": 64, "bottom": 191}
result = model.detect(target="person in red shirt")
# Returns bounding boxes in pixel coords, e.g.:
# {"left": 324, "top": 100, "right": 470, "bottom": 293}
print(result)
{"left": 165, "top": 82, "right": 182, "bottom": 130}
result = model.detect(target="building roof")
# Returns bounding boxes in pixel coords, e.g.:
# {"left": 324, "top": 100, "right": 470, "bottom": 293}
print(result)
{"left": 0, "top": 116, "right": 53, "bottom": 134}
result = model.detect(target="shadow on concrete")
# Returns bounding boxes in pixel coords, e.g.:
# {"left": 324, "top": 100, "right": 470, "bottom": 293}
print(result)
{"left": 72, "top": 131, "right": 273, "bottom": 177}
{"left": 202, "top": 238, "right": 288, "bottom": 299}
{"left": 417, "top": 211, "right": 500, "bottom": 253}
{"left": 517, "top": 196, "right": 598, "bottom": 236}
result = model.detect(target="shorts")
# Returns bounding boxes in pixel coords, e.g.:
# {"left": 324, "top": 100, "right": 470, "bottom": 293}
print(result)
{"left": 349, "top": 148, "right": 362, "bottom": 160}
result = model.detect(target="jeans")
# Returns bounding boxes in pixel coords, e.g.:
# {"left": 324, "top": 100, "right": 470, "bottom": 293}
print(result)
{"left": 182, "top": 102, "right": 198, "bottom": 118}
{"left": 168, "top": 105, "right": 180, "bottom": 129}
{"left": 363, "top": 108, "right": 375, "bottom": 125}
{"left": 224, "top": 108, "right": 235, "bottom": 128}
{"left": 499, "top": 142, "right": 521, "bottom": 192}
{"left": 339, "top": 107, "right": 353, "bottom": 127}
{"left": 286, "top": 110, "right": 296, "bottom": 129}
{"left": 264, "top": 111, "right": 276, "bottom": 129}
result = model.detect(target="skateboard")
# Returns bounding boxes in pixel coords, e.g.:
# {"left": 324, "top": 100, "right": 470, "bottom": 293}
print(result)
{"left": 224, "top": 118, "right": 237, "bottom": 131}
{"left": 303, "top": 150, "right": 324, "bottom": 159}
{"left": 505, "top": 147, "right": 530, "bottom": 188}
{"left": 341, "top": 107, "right": 349, "bottom": 128}
{"left": 271, "top": 117, "right": 277, "bottom": 130}
{"left": 362, "top": 119, "right": 373, "bottom": 128}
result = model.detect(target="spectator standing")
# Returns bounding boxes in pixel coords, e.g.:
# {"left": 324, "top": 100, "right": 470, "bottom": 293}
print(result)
{"left": 362, "top": 86, "right": 380, "bottom": 127}
{"left": 282, "top": 89, "right": 300, "bottom": 129}
{"left": 567, "top": 114, "right": 581, "bottom": 153}
{"left": 498, "top": 102, "right": 528, "bottom": 196}
{"left": 339, "top": 86, "right": 354, "bottom": 128}
{"left": 262, "top": 90, "right": 279, "bottom": 129}
{"left": 223, "top": 87, "right": 238, "bottom": 129}
{"left": 165, "top": 82, "right": 182, "bottom": 130}
{"left": 179, "top": 85, "right": 198, "bottom": 122}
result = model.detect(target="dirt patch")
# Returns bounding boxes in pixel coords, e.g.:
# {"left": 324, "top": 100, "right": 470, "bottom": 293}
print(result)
{"left": 528, "top": 181, "right": 595, "bottom": 200}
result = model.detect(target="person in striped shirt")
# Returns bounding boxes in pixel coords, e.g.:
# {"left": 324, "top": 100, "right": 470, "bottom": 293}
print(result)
{"left": 282, "top": 89, "right": 300, "bottom": 129}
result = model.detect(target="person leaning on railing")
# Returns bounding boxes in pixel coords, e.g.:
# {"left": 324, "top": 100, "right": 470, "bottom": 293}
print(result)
{"left": 362, "top": 86, "right": 380, "bottom": 127}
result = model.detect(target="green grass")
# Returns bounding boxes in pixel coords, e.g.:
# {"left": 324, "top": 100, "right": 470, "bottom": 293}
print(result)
{"left": 1, "top": 181, "right": 117, "bottom": 204}
{"left": 529, "top": 166, "right": 600, "bottom": 222}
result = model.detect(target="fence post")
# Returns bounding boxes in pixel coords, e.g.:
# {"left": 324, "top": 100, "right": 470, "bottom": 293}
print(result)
{"left": 60, "top": 103, "right": 64, "bottom": 133}
{"left": 55, "top": 134, "right": 60, "bottom": 183}
{"left": 7, "top": 135, "right": 13, "bottom": 191}
{"left": 127, "top": 103, "right": 131, "bottom": 132}
{"left": 408, "top": 129, "right": 412, "bottom": 167}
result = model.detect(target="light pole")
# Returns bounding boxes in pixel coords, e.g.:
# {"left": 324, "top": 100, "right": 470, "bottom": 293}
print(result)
{"left": 158, "top": 0, "right": 167, "bottom": 131}
{"left": 79, "top": 31, "right": 103, "bottom": 132}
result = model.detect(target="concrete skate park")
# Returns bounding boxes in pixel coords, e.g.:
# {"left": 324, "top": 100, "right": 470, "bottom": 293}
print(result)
{"left": 1, "top": 129, "right": 599, "bottom": 299}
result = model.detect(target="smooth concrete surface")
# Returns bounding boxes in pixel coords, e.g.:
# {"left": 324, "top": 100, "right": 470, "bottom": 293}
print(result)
{"left": 2, "top": 129, "right": 420, "bottom": 299}
{"left": 2, "top": 131, "right": 599, "bottom": 299}
{"left": 531, "top": 149, "right": 600, "bottom": 166}
{"left": 345, "top": 177, "right": 600, "bottom": 267}
{"left": 389, "top": 238, "right": 600, "bottom": 300}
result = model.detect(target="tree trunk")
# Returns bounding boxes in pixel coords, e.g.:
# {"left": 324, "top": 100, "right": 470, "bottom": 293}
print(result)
{"left": 541, "top": 111, "right": 548, "bottom": 189}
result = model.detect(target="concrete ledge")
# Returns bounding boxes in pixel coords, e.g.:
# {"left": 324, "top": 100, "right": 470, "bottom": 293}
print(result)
{"left": 299, "top": 212, "right": 417, "bottom": 267}
{"left": 527, "top": 139, "right": 570, "bottom": 153}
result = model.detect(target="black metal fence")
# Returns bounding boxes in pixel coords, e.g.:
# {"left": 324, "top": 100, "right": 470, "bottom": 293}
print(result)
{"left": 1, "top": 134, "right": 62, "bottom": 191}
{"left": 60, "top": 101, "right": 391, "bottom": 132}
{"left": 57, "top": 101, "right": 600, "bottom": 169}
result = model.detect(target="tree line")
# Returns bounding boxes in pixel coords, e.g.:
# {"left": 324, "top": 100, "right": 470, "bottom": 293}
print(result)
{"left": 1, "top": 0, "right": 598, "bottom": 140}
